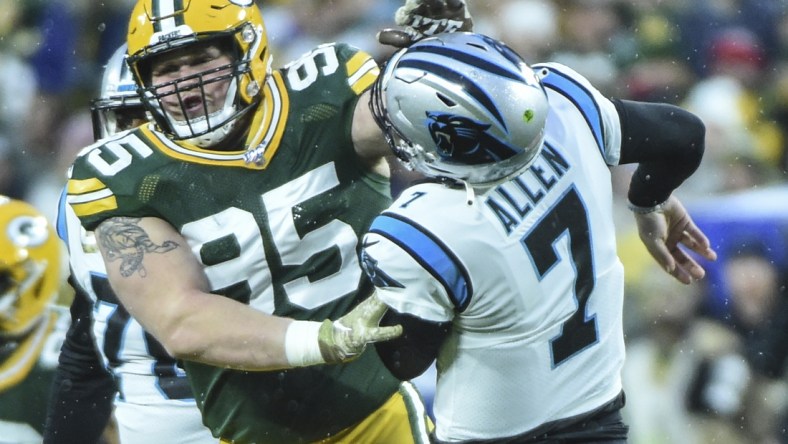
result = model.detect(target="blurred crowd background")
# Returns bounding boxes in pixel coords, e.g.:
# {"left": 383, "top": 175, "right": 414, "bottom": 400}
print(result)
{"left": 0, "top": 0, "right": 785, "bottom": 443}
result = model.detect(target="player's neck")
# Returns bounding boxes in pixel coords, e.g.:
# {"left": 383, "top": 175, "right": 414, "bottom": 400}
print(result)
{"left": 207, "top": 111, "right": 255, "bottom": 152}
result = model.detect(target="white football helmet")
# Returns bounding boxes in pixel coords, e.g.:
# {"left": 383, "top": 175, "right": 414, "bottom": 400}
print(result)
{"left": 371, "top": 32, "right": 549, "bottom": 188}
{"left": 90, "top": 43, "right": 148, "bottom": 140}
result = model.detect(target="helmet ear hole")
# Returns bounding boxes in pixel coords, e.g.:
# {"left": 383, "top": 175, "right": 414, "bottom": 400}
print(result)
{"left": 0, "top": 270, "right": 12, "bottom": 294}
{"left": 437, "top": 93, "right": 456, "bottom": 107}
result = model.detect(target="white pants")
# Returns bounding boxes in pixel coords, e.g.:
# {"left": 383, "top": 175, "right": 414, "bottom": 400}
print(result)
{"left": 114, "top": 399, "right": 216, "bottom": 444}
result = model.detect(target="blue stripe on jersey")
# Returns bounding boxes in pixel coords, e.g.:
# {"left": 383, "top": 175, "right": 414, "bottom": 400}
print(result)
{"left": 538, "top": 66, "right": 605, "bottom": 156}
{"left": 56, "top": 188, "right": 68, "bottom": 243}
{"left": 369, "top": 213, "right": 471, "bottom": 311}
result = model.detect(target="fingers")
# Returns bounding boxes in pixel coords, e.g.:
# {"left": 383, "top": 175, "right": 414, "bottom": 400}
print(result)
{"left": 669, "top": 244, "right": 705, "bottom": 284}
{"left": 377, "top": 29, "right": 416, "bottom": 48}
{"left": 366, "top": 325, "right": 403, "bottom": 343}
{"left": 362, "top": 294, "right": 390, "bottom": 321}
{"left": 446, "top": 0, "right": 466, "bottom": 10}
{"left": 680, "top": 225, "right": 718, "bottom": 261}
{"left": 425, "top": 0, "right": 465, "bottom": 14}
{"left": 645, "top": 240, "right": 677, "bottom": 275}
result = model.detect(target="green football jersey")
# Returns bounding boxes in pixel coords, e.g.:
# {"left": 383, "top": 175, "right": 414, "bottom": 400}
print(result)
{"left": 67, "top": 43, "right": 400, "bottom": 442}
{"left": 0, "top": 307, "right": 68, "bottom": 442}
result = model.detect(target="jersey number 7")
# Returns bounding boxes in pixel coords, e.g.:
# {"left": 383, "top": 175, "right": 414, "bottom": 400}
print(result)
{"left": 523, "top": 187, "right": 598, "bottom": 368}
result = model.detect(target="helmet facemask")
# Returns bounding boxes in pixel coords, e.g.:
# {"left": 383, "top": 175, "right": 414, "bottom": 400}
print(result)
{"left": 91, "top": 94, "right": 148, "bottom": 141}
{"left": 132, "top": 32, "right": 262, "bottom": 148}
{"left": 91, "top": 43, "right": 149, "bottom": 141}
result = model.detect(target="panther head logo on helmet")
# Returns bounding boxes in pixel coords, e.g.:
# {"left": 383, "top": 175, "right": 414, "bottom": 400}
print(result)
{"left": 426, "top": 112, "right": 523, "bottom": 165}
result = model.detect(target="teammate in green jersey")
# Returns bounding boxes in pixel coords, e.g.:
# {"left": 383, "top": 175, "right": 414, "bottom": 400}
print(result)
{"left": 0, "top": 196, "right": 69, "bottom": 443}
{"left": 65, "top": 0, "right": 472, "bottom": 442}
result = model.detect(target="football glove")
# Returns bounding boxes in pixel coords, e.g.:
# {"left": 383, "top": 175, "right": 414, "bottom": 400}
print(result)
{"left": 317, "top": 293, "right": 402, "bottom": 364}
{"left": 378, "top": 0, "right": 474, "bottom": 48}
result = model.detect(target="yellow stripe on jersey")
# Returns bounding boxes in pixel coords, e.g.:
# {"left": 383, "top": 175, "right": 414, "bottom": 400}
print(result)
{"left": 346, "top": 52, "right": 380, "bottom": 95}
{"left": 68, "top": 195, "right": 119, "bottom": 218}
{"left": 67, "top": 177, "right": 107, "bottom": 194}
{"left": 244, "top": 71, "right": 290, "bottom": 168}
{"left": 66, "top": 178, "right": 119, "bottom": 217}
{"left": 139, "top": 72, "right": 290, "bottom": 170}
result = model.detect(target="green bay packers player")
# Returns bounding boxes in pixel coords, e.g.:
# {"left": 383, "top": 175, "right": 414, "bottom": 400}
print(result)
{"left": 0, "top": 196, "right": 69, "bottom": 443}
{"left": 46, "top": 44, "right": 217, "bottom": 444}
{"left": 361, "top": 32, "right": 718, "bottom": 443}
{"left": 64, "top": 0, "right": 471, "bottom": 442}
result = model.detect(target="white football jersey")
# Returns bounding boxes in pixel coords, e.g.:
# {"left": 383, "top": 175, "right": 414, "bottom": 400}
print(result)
{"left": 57, "top": 192, "right": 216, "bottom": 444}
{"left": 362, "top": 62, "right": 626, "bottom": 442}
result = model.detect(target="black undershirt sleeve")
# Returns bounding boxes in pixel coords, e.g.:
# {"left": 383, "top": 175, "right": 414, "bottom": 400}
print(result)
{"left": 613, "top": 99, "right": 706, "bottom": 207}
{"left": 43, "top": 277, "right": 116, "bottom": 444}
{"left": 374, "top": 307, "right": 451, "bottom": 381}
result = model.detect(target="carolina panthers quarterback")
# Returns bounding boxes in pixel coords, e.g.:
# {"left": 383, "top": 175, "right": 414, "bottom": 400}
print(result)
{"left": 46, "top": 44, "right": 217, "bottom": 444}
{"left": 0, "top": 196, "right": 69, "bottom": 444}
{"left": 63, "top": 0, "right": 470, "bottom": 442}
{"left": 361, "top": 32, "right": 718, "bottom": 443}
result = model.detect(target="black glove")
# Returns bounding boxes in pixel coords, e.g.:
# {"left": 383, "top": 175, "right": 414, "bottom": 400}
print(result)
{"left": 378, "top": 0, "right": 474, "bottom": 48}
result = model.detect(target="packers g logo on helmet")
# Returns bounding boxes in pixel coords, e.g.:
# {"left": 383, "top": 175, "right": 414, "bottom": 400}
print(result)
{"left": 126, "top": 0, "right": 271, "bottom": 146}
{"left": 0, "top": 196, "right": 62, "bottom": 337}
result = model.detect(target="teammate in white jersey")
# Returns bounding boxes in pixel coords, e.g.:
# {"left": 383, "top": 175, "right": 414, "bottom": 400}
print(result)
{"left": 45, "top": 44, "right": 217, "bottom": 444}
{"left": 362, "top": 32, "right": 718, "bottom": 443}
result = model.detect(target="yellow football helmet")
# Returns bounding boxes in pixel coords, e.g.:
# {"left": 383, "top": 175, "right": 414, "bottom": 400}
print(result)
{"left": 126, "top": 0, "right": 271, "bottom": 147}
{"left": 0, "top": 196, "right": 61, "bottom": 337}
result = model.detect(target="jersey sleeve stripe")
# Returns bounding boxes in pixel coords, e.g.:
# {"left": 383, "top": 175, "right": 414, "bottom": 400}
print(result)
{"left": 539, "top": 67, "right": 605, "bottom": 156}
{"left": 69, "top": 198, "right": 119, "bottom": 218}
{"left": 370, "top": 213, "right": 471, "bottom": 311}
{"left": 347, "top": 55, "right": 380, "bottom": 95}
{"left": 66, "top": 182, "right": 118, "bottom": 217}
{"left": 67, "top": 177, "right": 108, "bottom": 194}
{"left": 55, "top": 188, "right": 68, "bottom": 242}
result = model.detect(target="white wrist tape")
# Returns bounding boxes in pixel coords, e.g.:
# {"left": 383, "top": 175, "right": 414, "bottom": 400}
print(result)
{"left": 284, "top": 320, "right": 326, "bottom": 367}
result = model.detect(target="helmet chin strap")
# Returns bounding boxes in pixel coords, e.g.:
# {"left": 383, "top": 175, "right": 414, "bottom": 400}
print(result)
{"left": 184, "top": 118, "right": 237, "bottom": 148}
{"left": 463, "top": 180, "right": 476, "bottom": 206}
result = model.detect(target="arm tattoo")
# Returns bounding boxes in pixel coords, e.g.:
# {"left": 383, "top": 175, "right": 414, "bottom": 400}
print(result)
{"left": 96, "top": 217, "right": 179, "bottom": 278}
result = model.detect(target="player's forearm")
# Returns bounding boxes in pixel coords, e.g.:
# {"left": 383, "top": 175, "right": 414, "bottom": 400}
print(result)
{"left": 614, "top": 99, "right": 705, "bottom": 207}
{"left": 151, "top": 289, "right": 295, "bottom": 371}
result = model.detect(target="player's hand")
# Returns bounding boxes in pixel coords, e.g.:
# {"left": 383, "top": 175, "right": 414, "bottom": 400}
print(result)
{"left": 317, "top": 294, "right": 402, "bottom": 364}
{"left": 634, "top": 195, "right": 717, "bottom": 285}
{"left": 377, "top": 0, "right": 474, "bottom": 48}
